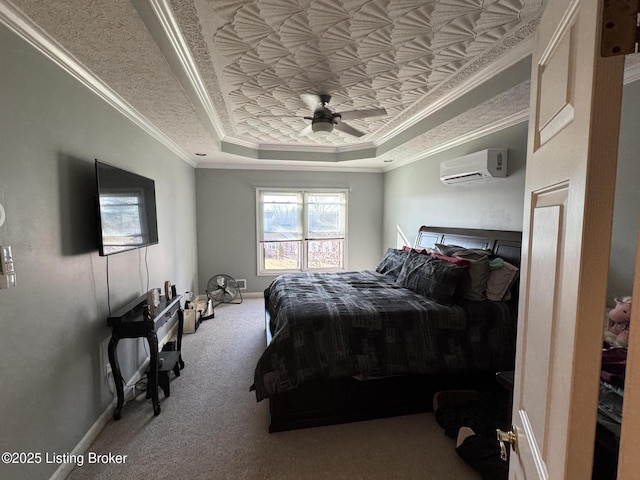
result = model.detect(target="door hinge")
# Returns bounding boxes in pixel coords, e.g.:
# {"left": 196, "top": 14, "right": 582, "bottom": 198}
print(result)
{"left": 601, "top": 0, "right": 640, "bottom": 56}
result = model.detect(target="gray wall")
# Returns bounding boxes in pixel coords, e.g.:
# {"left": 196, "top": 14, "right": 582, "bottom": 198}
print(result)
{"left": 383, "top": 122, "right": 529, "bottom": 249}
{"left": 608, "top": 80, "right": 640, "bottom": 303}
{"left": 0, "top": 25, "right": 198, "bottom": 479}
{"left": 195, "top": 169, "right": 383, "bottom": 293}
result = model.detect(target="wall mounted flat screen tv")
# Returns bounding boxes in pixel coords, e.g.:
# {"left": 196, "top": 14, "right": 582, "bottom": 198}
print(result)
{"left": 95, "top": 160, "right": 159, "bottom": 256}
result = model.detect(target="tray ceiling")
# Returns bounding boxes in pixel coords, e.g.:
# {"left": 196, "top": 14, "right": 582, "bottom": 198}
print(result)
{"left": 0, "top": 0, "right": 557, "bottom": 169}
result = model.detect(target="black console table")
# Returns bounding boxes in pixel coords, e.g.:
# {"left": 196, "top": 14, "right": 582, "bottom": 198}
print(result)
{"left": 107, "top": 294, "right": 184, "bottom": 420}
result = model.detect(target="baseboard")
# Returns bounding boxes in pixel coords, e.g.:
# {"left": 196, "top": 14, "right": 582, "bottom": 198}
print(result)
{"left": 197, "top": 291, "right": 262, "bottom": 299}
{"left": 48, "top": 399, "right": 115, "bottom": 480}
{"left": 49, "top": 323, "right": 179, "bottom": 480}
{"left": 242, "top": 291, "right": 263, "bottom": 298}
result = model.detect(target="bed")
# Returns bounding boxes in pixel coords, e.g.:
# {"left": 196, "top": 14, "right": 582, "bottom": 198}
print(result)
{"left": 252, "top": 226, "right": 522, "bottom": 432}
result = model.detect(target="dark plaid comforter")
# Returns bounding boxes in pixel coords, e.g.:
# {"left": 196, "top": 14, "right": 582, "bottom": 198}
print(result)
{"left": 252, "top": 270, "right": 517, "bottom": 401}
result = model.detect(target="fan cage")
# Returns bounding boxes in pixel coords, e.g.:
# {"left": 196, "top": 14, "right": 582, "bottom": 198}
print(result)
{"left": 205, "top": 274, "right": 243, "bottom": 309}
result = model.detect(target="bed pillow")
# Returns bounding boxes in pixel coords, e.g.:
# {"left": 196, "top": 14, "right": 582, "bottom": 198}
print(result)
{"left": 375, "top": 248, "right": 408, "bottom": 279}
{"left": 431, "top": 253, "right": 471, "bottom": 291}
{"left": 431, "top": 253, "right": 471, "bottom": 269}
{"left": 434, "top": 244, "right": 494, "bottom": 301}
{"left": 451, "top": 249, "right": 491, "bottom": 301}
{"left": 396, "top": 250, "right": 466, "bottom": 305}
{"left": 435, "top": 243, "right": 492, "bottom": 258}
{"left": 486, "top": 260, "right": 519, "bottom": 301}
{"left": 435, "top": 244, "right": 466, "bottom": 257}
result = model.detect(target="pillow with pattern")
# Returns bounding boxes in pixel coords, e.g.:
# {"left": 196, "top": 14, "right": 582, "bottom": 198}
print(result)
{"left": 375, "top": 248, "right": 408, "bottom": 280}
{"left": 396, "top": 250, "right": 466, "bottom": 305}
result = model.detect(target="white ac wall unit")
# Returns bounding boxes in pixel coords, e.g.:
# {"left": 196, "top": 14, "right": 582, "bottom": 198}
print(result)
{"left": 440, "top": 149, "right": 508, "bottom": 185}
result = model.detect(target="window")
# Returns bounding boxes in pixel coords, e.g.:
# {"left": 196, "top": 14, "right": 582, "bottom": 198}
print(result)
{"left": 257, "top": 189, "right": 347, "bottom": 275}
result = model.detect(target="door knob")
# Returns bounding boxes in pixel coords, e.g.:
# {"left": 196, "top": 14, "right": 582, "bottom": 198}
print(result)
{"left": 496, "top": 426, "right": 519, "bottom": 461}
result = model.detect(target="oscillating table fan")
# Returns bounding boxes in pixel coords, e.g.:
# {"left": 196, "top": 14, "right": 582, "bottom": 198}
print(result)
{"left": 205, "top": 274, "right": 243, "bottom": 310}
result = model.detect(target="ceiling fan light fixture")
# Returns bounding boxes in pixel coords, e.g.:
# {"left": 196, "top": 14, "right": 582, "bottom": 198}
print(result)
{"left": 298, "top": 94, "right": 385, "bottom": 138}
{"left": 311, "top": 119, "right": 334, "bottom": 135}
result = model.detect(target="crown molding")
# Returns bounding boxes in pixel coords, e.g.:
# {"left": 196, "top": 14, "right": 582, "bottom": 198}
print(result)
{"left": 196, "top": 161, "right": 382, "bottom": 173}
{"left": 202, "top": 109, "right": 530, "bottom": 173}
{"left": 217, "top": 135, "right": 381, "bottom": 161}
{"left": 0, "top": 0, "right": 197, "bottom": 167}
{"left": 242, "top": 138, "right": 378, "bottom": 154}
{"left": 140, "top": 0, "right": 225, "bottom": 142}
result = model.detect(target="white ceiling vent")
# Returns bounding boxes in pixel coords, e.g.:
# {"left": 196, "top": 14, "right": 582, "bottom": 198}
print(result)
{"left": 440, "top": 149, "right": 508, "bottom": 185}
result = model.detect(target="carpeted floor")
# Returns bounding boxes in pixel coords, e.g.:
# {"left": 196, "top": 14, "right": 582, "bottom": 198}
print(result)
{"left": 67, "top": 298, "right": 481, "bottom": 480}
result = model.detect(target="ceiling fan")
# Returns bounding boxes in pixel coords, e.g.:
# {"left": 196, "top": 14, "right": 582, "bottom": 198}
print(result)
{"left": 299, "top": 94, "right": 387, "bottom": 138}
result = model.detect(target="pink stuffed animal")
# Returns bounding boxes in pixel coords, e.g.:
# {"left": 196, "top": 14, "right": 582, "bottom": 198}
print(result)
{"left": 604, "top": 296, "right": 632, "bottom": 348}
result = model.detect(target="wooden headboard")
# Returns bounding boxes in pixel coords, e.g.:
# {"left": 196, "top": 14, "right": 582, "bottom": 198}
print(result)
{"left": 414, "top": 226, "right": 523, "bottom": 267}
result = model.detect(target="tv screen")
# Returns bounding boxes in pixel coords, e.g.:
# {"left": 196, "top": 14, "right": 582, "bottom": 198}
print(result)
{"left": 95, "top": 160, "right": 159, "bottom": 256}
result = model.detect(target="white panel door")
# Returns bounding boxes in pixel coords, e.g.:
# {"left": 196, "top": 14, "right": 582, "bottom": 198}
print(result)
{"left": 508, "top": 0, "right": 625, "bottom": 478}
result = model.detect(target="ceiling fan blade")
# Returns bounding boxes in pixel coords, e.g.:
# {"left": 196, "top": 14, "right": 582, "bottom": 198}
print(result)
{"left": 337, "top": 108, "right": 387, "bottom": 120}
{"left": 252, "top": 114, "right": 300, "bottom": 118}
{"left": 299, "top": 124, "right": 313, "bottom": 137}
{"left": 334, "top": 121, "right": 365, "bottom": 137}
{"left": 301, "top": 93, "right": 322, "bottom": 111}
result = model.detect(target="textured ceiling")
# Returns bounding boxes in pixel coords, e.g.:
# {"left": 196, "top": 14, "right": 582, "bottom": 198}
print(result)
{"left": 177, "top": 0, "right": 541, "bottom": 147}
{"left": 173, "top": 0, "right": 544, "bottom": 158}
{"left": 8, "top": 0, "right": 638, "bottom": 170}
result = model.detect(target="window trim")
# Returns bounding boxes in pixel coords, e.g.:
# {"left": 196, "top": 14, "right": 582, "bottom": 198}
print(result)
{"left": 256, "top": 187, "right": 349, "bottom": 276}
